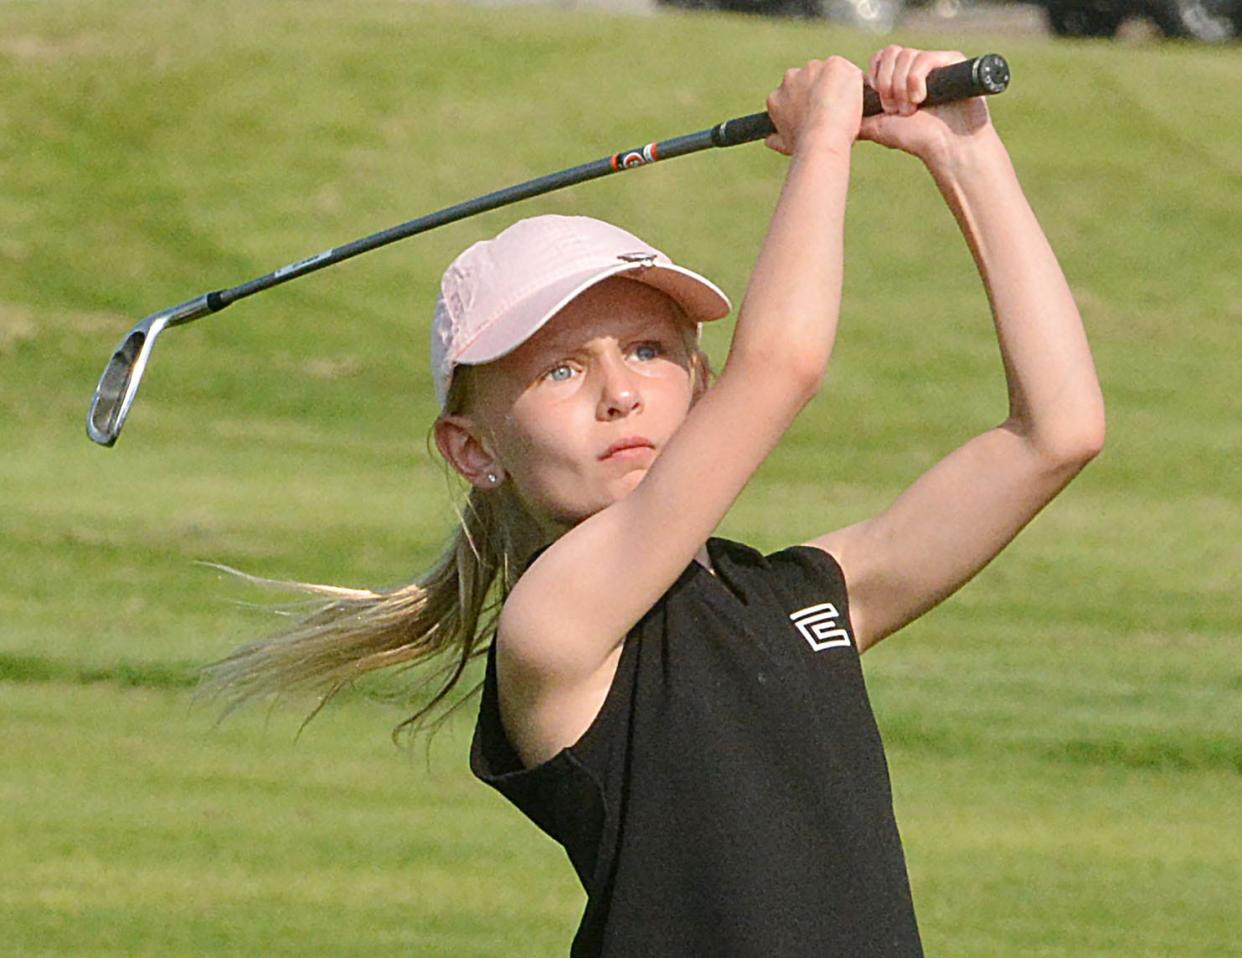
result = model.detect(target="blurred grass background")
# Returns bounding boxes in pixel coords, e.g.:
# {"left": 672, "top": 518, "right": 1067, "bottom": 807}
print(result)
{"left": 1, "top": 0, "right": 1239, "bottom": 954}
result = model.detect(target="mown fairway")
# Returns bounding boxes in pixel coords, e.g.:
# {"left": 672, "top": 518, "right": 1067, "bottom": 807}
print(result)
{"left": 2, "top": 1, "right": 1239, "bottom": 954}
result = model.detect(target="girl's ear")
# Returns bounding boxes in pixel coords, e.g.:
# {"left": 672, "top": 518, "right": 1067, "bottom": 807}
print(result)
{"left": 433, "top": 415, "right": 505, "bottom": 490}
{"left": 690, "top": 348, "right": 713, "bottom": 406}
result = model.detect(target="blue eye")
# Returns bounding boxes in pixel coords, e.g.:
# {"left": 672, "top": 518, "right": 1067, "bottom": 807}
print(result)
{"left": 546, "top": 364, "right": 573, "bottom": 382}
{"left": 634, "top": 342, "right": 661, "bottom": 361}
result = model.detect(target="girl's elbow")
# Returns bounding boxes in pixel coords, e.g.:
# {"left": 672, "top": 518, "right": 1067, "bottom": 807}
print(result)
{"left": 725, "top": 346, "right": 827, "bottom": 402}
{"left": 790, "top": 359, "right": 827, "bottom": 400}
{"left": 1040, "top": 414, "right": 1106, "bottom": 468}
{"left": 1011, "top": 402, "right": 1106, "bottom": 470}
{"left": 1079, "top": 416, "right": 1107, "bottom": 462}
{"left": 780, "top": 344, "right": 830, "bottom": 399}
{"left": 1070, "top": 397, "right": 1108, "bottom": 463}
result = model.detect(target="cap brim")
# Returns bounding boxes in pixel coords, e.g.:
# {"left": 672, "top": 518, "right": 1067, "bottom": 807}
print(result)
{"left": 453, "top": 262, "right": 731, "bottom": 367}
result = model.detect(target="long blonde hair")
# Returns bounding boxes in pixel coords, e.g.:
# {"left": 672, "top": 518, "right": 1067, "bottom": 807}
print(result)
{"left": 196, "top": 313, "right": 712, "bottom": 746}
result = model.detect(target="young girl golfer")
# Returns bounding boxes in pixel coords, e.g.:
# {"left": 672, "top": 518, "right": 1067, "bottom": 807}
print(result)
{"left": 205, "top": 46, "right": 1105, "bottom": 956}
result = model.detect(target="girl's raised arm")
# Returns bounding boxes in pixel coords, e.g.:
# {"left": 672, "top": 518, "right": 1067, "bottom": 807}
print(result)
{"left": 499, "top": 58, "right": 864, "bottom": 728}
{"left": 806, "top": 47, "right": 1106, "bottom": 652}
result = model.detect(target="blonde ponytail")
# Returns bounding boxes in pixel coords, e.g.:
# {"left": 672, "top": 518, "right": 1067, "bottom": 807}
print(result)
{"left": 197, "top": 319, "right": 713, "bottom": 745}
{"left": 196, "top": 366, "right": 545, "bottom": 745}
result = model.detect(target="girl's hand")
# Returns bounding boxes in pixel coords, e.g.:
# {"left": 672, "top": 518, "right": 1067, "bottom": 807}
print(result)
{"left": 859, "top": 46, "right": 995, "bottom": 168}
{"left": 764, "top": 56, "right": 865, "bottom": 158}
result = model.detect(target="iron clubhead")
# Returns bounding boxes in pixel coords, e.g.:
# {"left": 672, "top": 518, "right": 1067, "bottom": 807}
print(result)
{"left": 86, "top": 294, "right": 215, "bottom": 446}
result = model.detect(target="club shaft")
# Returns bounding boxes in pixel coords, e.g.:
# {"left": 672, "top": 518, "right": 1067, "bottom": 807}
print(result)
{"left": 212, "top": 129, "right": 718, "bottom": 310}
{"left": 200, "top": 53, "right": 1007, "bottom": 314}
{"left": 88, "top": 54, "right": 1009, "bottom": 447}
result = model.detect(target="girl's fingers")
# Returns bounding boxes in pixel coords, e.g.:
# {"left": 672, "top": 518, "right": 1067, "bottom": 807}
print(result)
{"left": 765, "top": 132, "right": 791, "bottom": 156}
{"left": 767, "top": 56, "right": 865, "bottom": 153}
{"left": 870, "top": 45, "right": 901, "bottom": 114}
{"left": 909, "top": 49, "right": 968, "bottom": 106}
{"left": 905, "top": 50, "right": 936, "bottom": 105}
{"left": 890, "top": 47, "right": 919, "bottom": 116}
{"left": 872, "top": 46, "right": 972, "bottom": 117}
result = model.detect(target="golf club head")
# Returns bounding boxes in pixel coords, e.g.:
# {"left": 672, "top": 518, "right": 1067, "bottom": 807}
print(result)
{"left": 86, "top": 293, "right": 214, "bottom": 446}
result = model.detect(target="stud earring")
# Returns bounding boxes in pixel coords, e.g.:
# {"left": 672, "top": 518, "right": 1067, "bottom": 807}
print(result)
{"left": 486, "top": 472, "right": 498, "bottom": 484}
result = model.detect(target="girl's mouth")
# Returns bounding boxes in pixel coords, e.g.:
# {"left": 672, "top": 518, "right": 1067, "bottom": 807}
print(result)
{"left": 600, "top": 437, "right": 654, "bottom": 460}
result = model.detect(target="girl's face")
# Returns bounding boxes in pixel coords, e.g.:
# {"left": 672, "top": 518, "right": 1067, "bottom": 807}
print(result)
{"left": 435, "top": 277, "right": 703, "bottom": 536}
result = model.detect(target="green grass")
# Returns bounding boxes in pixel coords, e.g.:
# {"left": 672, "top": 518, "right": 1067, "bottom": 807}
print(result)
{"left": 2, "top": 0, "right": 1240, "bottom": 954}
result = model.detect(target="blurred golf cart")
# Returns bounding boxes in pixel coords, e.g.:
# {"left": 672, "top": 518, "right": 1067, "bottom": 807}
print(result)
{"left": 658, "top": 0, "right": 969, "bottom": 33}
{"left": 1035, "top": 0, "right": 1240, "bottom": 41}
{"left": 659, "top": 0, "right": 1239, "bottom": 41}
{"left": 815, "top": 0, "right": 969, "bottom": 31}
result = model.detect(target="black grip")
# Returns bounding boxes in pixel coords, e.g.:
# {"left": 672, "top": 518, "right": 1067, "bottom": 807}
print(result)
{"left": 716, "top": 54, "right": 1009, "bottom": 146}
{"left": 915, "top": 52, "right": 1009, "bottom": 110}
{"left": 712, "top": 111, "right": 777, "bottom": 147}
{"left": 860, "top": 52, "right": 1010, "bottom": 116}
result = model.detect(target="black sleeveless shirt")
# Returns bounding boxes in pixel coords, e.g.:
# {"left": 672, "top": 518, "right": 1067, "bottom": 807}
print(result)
{"left": 470, "top": 537, "right": 923, "bottom": 957}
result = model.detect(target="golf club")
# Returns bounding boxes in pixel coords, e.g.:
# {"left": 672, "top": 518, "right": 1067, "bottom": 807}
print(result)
{"left": 86, "top": 53, "right": 1010, "bottom": 447}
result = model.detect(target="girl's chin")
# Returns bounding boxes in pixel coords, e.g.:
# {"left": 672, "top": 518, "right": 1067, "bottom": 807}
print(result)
{"left": 599, "top": 475, "right": 646, "bottom": 515}
{"left": 551, "top": 475, "right": 648, "bottom": 526}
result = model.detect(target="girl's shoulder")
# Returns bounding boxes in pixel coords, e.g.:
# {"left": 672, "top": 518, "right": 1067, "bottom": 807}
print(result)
{"left": 704, "top": 536, "right": 850, "bottom": 594}
{"left": 508, "top": 536, "right": 850, "bottom": 615}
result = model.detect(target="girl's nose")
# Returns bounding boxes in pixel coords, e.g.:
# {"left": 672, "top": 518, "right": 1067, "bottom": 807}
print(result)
{"left": 597, "top": 354, "right": 642, "bottom": 420}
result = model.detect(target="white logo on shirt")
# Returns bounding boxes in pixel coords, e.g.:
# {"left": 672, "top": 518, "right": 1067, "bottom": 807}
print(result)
{"left": 789, "top": 603, "right": 852, "bottom": 651}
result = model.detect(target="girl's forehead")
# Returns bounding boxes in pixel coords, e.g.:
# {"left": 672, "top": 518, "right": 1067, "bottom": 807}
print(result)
{"left": 535, "top": 306, "right": 676, "bottom": 353}
{"left": 523, "top": 280, "right": 685, "bottom": 354}
{"left": 464, "top": 280, "right": 691, "bottom": 409}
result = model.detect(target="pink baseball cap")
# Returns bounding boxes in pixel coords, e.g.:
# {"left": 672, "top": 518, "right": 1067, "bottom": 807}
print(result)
{"left": 430, "top": 215, "right": 731, "bottom": 406}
